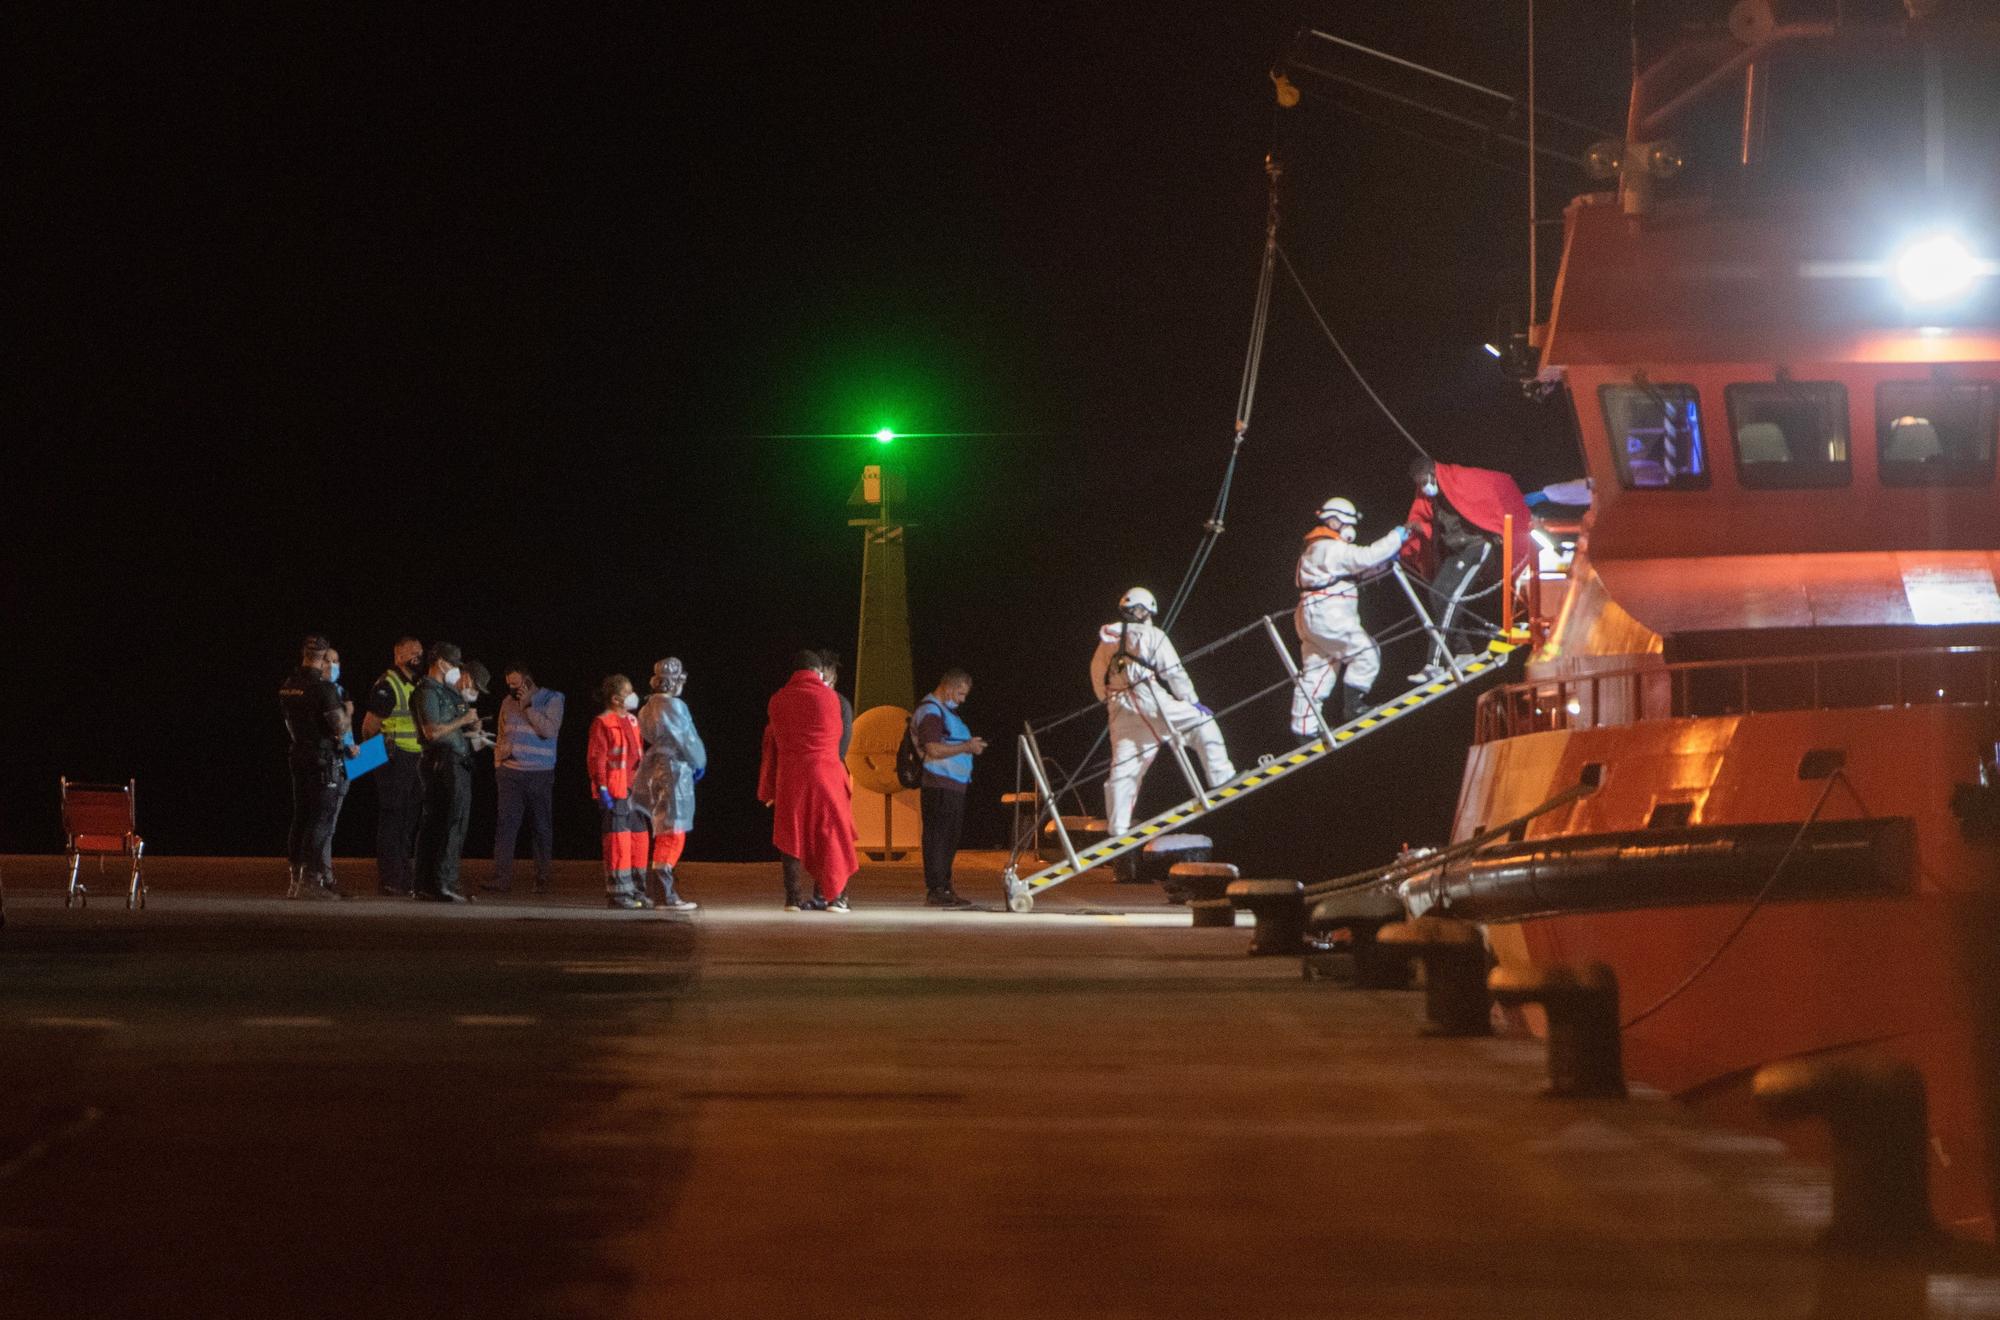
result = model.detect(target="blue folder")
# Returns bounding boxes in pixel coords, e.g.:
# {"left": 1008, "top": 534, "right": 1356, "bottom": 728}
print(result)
{"left": 345, "top": 734, "right": 389, "bottom": 781}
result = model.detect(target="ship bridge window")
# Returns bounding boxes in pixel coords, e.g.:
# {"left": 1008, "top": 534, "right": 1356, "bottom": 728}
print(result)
{"left": 1725, "top": 381, "right": 1852, "bottom": 489}
{"left": 1601, "top": 384, "right": 1709, "bottom": 490}
{"left": 1875, "top": 381, "right": 1997, "bottom": 488}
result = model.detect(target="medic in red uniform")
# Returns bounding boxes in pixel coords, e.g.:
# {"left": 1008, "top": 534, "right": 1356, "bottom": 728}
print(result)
{"left": 757, "top": 653, "right": 860, "bottom": 911}
{"left": 588, "top": 674, "right": 652, "bottom": 910}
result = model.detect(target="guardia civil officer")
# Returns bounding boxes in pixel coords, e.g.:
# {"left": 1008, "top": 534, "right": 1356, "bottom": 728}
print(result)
{"left": 279, "top": 633, "right": 355, "bottom": 900}
{"left": 361, "top": 636, "right": 426, "bottom": 896}
{"left": 411, "top": 642, "right": 482, "bottom": 902}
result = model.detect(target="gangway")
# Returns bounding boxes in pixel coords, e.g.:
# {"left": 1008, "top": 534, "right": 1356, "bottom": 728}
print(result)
{"left": 1002, "top": 564, "right": 1523, "bottom": 912}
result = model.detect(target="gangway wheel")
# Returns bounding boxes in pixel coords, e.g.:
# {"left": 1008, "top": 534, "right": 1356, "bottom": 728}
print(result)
{"left": 1002, "top": 870, "right": 1034, "bottom": 914}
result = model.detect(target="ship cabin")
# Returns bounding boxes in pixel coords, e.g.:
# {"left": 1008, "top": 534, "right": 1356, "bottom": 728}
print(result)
{"left": 1487, "top": 10, "right": 2000, "bottom": 752}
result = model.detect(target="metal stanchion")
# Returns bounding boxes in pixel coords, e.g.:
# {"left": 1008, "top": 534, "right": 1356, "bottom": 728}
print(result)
{"left": 1391, "top": 564, "right": 1464, "bottom": 682}
{"left": 1262, "top": 614, "right": 1339, "bottom": 748}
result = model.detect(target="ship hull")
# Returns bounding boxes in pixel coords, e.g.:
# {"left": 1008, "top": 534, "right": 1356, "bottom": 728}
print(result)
{"left": 1455, "top": 706, "right": 2000, "bottom": 1239}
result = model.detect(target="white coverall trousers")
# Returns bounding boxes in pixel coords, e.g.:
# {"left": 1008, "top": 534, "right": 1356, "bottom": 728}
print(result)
{"left": 1290, "top": 589, "right": 1380, "bottom": 737}
{"left": 1105, "top": 693, "right": 1234, "bottom": 835}
{"left": 1288, "top": 525, "right": 1406, "bottom": 737}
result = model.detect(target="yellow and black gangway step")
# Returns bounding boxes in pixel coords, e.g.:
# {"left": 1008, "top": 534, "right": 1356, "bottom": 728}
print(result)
{"left": 1002, "top": 638, "right": 1519, "bottom": 912}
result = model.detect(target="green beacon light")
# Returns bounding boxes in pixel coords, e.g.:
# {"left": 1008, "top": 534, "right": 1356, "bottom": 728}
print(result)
{"left": 873, "top": 428, "right": 896, "bottom": 444}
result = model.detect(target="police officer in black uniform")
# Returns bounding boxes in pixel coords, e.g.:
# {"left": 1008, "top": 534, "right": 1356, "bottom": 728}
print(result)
{"left": 279, "top": 634, "right": 353, "bottom": 900}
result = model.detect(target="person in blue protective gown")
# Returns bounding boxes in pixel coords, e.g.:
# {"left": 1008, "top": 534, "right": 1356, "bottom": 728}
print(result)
{"left": 631, "top": 656, "right": 704, "bottom": 912}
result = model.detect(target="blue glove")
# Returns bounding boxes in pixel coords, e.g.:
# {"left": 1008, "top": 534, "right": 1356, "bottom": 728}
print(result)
{"left": 693, "top": 766, "right": 706, "bottom": 782}
{"left": 595, "top": 786, "right": 614, "bottom": 810}
{"left": 1194, "top": 702, "right": 1214, "bottom": 718}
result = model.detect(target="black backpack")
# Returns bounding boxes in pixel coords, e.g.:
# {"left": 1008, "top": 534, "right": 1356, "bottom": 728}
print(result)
{"left": 894, "top": 701, "right": 930, "bottom": 790}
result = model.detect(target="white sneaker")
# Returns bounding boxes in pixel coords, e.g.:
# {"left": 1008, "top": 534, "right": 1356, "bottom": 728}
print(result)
{"left": 1408, "top": 664, "right": 1446, "bottom": 684}
{"left": 660, "top": 897, "right": 698, "bottom": 912}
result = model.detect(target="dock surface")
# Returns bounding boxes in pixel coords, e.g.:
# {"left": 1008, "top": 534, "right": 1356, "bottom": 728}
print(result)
{"left": 2, "top": 855, "right": 1994, "bottom": 1318}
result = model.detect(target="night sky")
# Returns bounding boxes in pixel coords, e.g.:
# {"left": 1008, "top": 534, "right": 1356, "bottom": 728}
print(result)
{"left": 11, "top": 4, "right": 1677, "bottom": 873}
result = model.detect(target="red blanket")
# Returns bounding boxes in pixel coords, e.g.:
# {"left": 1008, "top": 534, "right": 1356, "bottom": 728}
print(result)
{"left": 757, "top": 670, "right": 859, "bottom": 896}
{"left": 1399, "top": 462, "right": 1534, "bottom": 578}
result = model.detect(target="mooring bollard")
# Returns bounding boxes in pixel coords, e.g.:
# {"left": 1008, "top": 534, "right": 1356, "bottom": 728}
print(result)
{"left": 1166, "top": 860, "right": 1237, "bottom": 907}
{"left": 1225, "top": 879, "right": 1306, "bottom": 955}
{"left": 1376, "top": 917, "right": 1491, "bottom": 1036}
{"left": 1754, "top": 1056, "right": 1938, "bottom": 1250}
{"left": 1303, "top": 890, "right": 1411, "bottom": 988}
{"left": 1188, "top": 897, "right": 1236, "bottom": 928}
{"left": 1139, "top": 834, "right": 1214, "bottom": 890}
{"left": 1488, "top": 961, "right": 1627, "bottom": 1099}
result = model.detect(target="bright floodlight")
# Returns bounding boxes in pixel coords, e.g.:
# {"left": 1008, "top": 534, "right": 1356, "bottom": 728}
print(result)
{"left": 1893, "top": 232, "right": 1981, "bottom": 304}
{"left": 873, "top": 428, "right": 896, "bottom": 443}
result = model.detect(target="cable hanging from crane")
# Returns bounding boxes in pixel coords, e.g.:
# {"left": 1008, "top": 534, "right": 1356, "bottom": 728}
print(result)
{"left": 1160, "top": 153, "right": 1281, "bottom": 634}
{"left": 1160, "top": 149, "right": 1443, "bottom": 633}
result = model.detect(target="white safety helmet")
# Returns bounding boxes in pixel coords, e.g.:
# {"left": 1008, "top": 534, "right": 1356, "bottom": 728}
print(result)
{"left": 1317, "top": 496, "right": 1359, "bottom": 527}
{"left": 1118, "top": 587, "right": 1158, "bottom": 621}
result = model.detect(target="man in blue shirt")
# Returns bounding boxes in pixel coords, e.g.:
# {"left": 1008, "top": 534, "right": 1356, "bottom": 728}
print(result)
{"left": 488, "top": 663, "right": 565, "bottom": 894}
{"left": 913, "top": 668, "right": 986, "bottom": 909}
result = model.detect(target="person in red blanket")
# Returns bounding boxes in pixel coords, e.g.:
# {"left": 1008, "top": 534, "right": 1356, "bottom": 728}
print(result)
{"left": 588, "top": 674, "right": 653, "bottom": 910}
{"left": 1400, "top": 457, "right": 1533, "bottom": 681}
{"left": 757, "top": 651, "right": 860, "bottom": 912}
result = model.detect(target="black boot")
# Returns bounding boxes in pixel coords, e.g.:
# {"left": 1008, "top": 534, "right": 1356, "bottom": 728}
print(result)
{"left": 1340, "top": 685, "right": 1370, "bottom": 724}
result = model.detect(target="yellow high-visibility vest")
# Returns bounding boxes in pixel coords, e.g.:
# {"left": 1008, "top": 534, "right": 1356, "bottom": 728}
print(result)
{"left": 380, "top": 669, "right": 420, "bottom": 753}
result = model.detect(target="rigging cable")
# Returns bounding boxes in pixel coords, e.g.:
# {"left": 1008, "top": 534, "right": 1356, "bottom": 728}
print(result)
{"left": 1274, "top": 244, "right": 1433, "bottom": 464}
{"left": 1161, "top": 153, "right": 1282, "bottom": 634}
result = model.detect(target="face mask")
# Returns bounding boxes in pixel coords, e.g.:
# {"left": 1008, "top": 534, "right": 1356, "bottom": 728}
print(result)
{"left": 623, "top": 691, "right": 640, "bottom": 711}
{"left": 1422, "top": 480, "right": 1439, "bottom": 498}
{"left": 1339, "top": 524, "right": 1357, "bottom": 543}
{"left": 327, "top": 662, "right": 341, "bottom": 683}
{"left": 442, "top": 665, "right": 461, "bottom": 686}
{"left": 944, "top": 698, "right": 960, "bottom": 710}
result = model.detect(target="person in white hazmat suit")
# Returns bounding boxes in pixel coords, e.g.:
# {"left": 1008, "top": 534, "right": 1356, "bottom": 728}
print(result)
{"left": 1091, "top": 587, "right": 1236, "bottom": 836}
{"left": 1290, "top": 497, "right": 1412, "bottom": 737}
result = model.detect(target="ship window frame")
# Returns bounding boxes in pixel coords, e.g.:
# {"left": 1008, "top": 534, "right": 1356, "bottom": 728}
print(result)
{"left": 1874, "top": 380, "right": 1998, "bottom": 488}
{"left": 1725, "top": 380, "right": 1853, "bottom": 489}
{"left": 1599, "top": 382, "right": 1711, "bottom": 491}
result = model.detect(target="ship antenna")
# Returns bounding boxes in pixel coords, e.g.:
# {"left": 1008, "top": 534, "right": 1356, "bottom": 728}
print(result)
{"left": 1527, "top": 0, "right": 1539, "bottom": 341}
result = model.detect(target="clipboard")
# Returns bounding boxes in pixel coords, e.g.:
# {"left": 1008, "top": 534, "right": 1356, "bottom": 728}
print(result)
{"left": 344, "top": 734, "right": 389, "bottom": 780}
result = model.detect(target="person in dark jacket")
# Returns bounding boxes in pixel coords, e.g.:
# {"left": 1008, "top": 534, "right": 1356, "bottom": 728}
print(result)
{"left": 817, "top": 649, "right": 855, "bottom": 760}
{"left": 278, "top": 633, "right": 355, "bottom": 900}
{"left": 1401, "top": 458, "right": 1534, "bottom": 679}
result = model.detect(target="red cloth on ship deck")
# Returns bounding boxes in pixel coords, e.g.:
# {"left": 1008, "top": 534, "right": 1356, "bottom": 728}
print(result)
{"left": 1399, "top": 461, "right": 1535, "bottom": 579}
{"left": 757, "top": 669, "right": 859, "bottom": 897}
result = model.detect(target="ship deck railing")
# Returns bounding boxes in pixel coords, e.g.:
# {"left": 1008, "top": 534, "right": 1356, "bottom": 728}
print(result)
{"left": 1475, "top": 644, "right": 2000, "bottom": 743}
